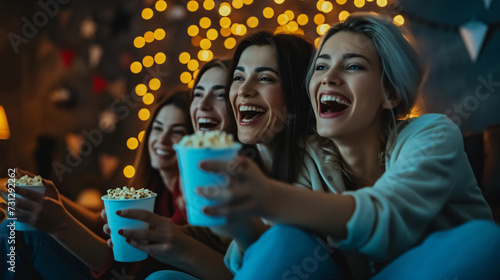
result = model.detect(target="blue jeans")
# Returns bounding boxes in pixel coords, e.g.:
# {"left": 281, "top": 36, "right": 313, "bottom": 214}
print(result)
{"left": 234, "top": 224, "right": 342, "bottom": 280}
{"left": 147, "top": 220, "right": 500, "bottom": 279}
{"left": 145, "top": 224, "right": 341, "bottom": 280}
{"left": 146, "top": 270, "right": 199, "bottom": 280}
{"left": 0, "top": 221, "right": 94, "bottom": 280}
{"left": 372, "top": 220, "right": 500, "bottom": 280}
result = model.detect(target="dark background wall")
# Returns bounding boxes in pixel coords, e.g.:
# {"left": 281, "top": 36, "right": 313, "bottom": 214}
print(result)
{"left": 0, "top": 0, "right": 498, "bottom": 200}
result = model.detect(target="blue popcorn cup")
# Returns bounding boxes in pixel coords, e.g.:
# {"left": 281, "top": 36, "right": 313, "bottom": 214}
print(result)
{"left": 174, "top": 143, "right": 241, "bottom": 226}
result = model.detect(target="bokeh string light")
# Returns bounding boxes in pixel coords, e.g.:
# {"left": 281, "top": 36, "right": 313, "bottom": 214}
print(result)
{"left": 126, "top": 0, "right": 402, "bottom": 178}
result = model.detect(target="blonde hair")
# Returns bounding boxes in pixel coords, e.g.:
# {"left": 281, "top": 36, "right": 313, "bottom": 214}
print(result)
{"left": 306, "top": 12, "right": 426, "bottom": 180}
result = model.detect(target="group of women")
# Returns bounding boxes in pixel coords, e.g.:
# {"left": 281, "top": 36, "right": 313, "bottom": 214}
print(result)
{"left": 2, "top": 13, "right": 500, "bottom": 280}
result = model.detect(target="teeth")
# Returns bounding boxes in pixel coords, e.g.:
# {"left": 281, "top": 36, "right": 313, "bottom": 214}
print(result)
{"left": 198, "top": 117, "right": 219, "bottom": 124}
{"left": 238, "top": 105, "right": 266, "bottom": 113}
{"left": 320, "top": 95, "right": 351, "bottom": 106}
{"left": 156, "top": 149, "right": 171, "bottom": 156}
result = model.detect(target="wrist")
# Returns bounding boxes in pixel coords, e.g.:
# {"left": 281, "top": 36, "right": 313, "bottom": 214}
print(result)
{"left": 49, "top": 210, "right": 74, "bottom": 238}
{"left": 262, "top": 179, "right": 281, "bottom": 219}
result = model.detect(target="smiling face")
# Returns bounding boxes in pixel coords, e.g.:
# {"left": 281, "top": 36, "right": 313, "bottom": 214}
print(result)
{"left": 309, "top": 31, "right": 394, "bottom": 141}
{"left": 190, "top": 66, "right": 233, "bottom": 133}
{"left": 229, "top": 45, "right": 286, "bottom": 144}
{"left": 148, "top": 104, "right": 189, "bottom": 170}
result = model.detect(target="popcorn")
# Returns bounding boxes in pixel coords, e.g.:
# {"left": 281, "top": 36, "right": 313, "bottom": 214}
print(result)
{"left": 15, "top": 175, "right": 43, "bottom": 186}
{"left": 106, "top": 186, "right": 156, "bottom": 200}
{"left": 178, "top": 131, "right": 235, "bottom": 148}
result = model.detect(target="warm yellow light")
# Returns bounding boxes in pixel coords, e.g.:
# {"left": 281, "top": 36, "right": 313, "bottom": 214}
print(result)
{"left": 377, "top": 0, "right": 387, "bottom": 7}
{"left": 135, "top": 84, "right": 147, "bottom": 96}
{"left": 393, "top": 15, "right": 405, "bottom": 26}
{"left": 155, "top": 0, "right": 167, "bottom": 11}
{"left": 221, "top": 27, "right": 232, "bottom": 37}
{"left": 0, "top": 106, "right": 10, "bottom": 139}
{"left": 314, "top": 37, "right": 321, "bottom": 47}
{"left": 247, "top": 16, "right": 259, "bottom": 28}
{"left": 142, "top": 8, "right": 154, "bottom": 20}
{"left": 232, "top": 0, "right": 243, "bottom": 9}
{"left": 243, "top": 0, "right": 253, "bottom": 4}
{"left": 354, "top": 0, "right": 365, "bottom": 8}
{"left": 322, "top": 1, "right": 333, "bottom": 13}
{"left": 317, "top": 24, "right": 330, "bottom": 35}
{"left": 187, "top": 25, "right": 199, "bottom": 37}
{"left": 239, "top": 25, "right": 247, "bottom": 35}
{"left": 130, "top": 61, "right": 142, "bottom": 74}
{"left": 297, "top": 14, "right": 308, "bottom": 25}
{"left": 154, "top": 28, "right": 165, "bottom": 40}
{"left": 138, "top": 108, "right": 151, "bottom": 121}
{"left": 338, "top": 10, "right": 350, "bottom": 21}
{"left": 200, "top": 38, "right": 212, "bottom": 49}
{"left": 288, "top": 21, "right": 299, "bottom": 32}
{"left": 142, "top": 56, "right": 154, "bottom": 68}
{"left": 180, "top": 71, "right": 192, "bottom": 84}
{"left": 123, "top": 165, "right": 135, "bottom": 178}
{"left": 277, "top": 14, "right": 288, "bottom": 25}
{"left": 207, "top": 28, "right": 219, "bottom": 40}
{"left": 336, "top": 0, "right": 347, "bottom": 4}
{"left": 191, "top": 36, "right": 202, "bottom": 47}
{"left": 144, "top": 31, "right": 155, "bottom": 43}
{"left": 224, "top": 37, "right": 236, "bottom": 49}
{"left": 220, "top": 17, "right": 231, "bottom": 28}
{"left": 188, "top": 80, "right": 195, "bottom": 89}
{"left": 143, "top": 93, "right": 155, "bottom": 105}
{"left": 203, "top": 0, "right": 215, "bottom": 10}
{"left": 200, "top": 17, "right": 211, "bottom": 29}
{"left": 314, "top": 14, "right": 325, "bottom": 25}
{"left": 198, "top": 50, "right": 213, "bottom": 61}
{"left": 134, "top": 36, "right": 145, "bottom": 48}
{"left": 316, "top": 0, "right": 325, "bottom": 11}
{"left": 127, "top": 137, "right": 139, "bottom": 150}
{"left": 263, "top": 7, "right": 274, "bottom": 18}
{"left": 274, "top": 0, "right": 284, "bottom": 3}
{"left": 187, "top": 0, "right": 199, "bottom": 12}
{"left": 179, "top": 52, "right": 191, "bottom": 64}
{"left": 138, "top": 131, "right": 145, "bottom": 142}
{"left": 187, "top": 59, "right": 200, "bottom": 71}
{"left": 193, "top": 69, "right": 200, "bottom": 80}
{"left": 284, "top": 10, "right": 294, "bottom": 21}
{"left": 219, "top": 2, "right": 231, "bottom": 16}
{"left": 155, "top": 52, "right": 166, "bottom": 64}
{"left": 149, "top": 78, "right": 161, "bottom": 90}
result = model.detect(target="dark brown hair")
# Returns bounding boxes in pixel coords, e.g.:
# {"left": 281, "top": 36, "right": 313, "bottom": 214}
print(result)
{"left": 228, "top": 31, "right": 315, "bottom": 183}
{"left": 129, "top": 89, "right": 193, "bottom": 193}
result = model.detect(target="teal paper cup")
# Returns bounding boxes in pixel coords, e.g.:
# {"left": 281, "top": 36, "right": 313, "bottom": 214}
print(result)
{"left": 12, "top": 184, "right": 46, "bottom": 231}
{"left": 102, "top": 194, "right": 157, "bottom": 262}
{"left": 174, "top": 143, "right": 241, "bottom": 226}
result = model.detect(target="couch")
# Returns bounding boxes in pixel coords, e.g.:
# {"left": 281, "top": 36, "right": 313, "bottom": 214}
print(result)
{"left": 463, "top": 123, "right": 500, "bottom": 223}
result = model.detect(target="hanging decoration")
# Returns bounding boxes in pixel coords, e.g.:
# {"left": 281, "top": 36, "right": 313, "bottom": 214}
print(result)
{"left": 60, "top": 48, "right": 76, "bottom": 69}
{"left": 459, "top": 20, "right": 488, "bottom": 62}
{"left": 80, "top": 17, "right": 97, "bottom": 39}
{"left": 484, "top": 0, "right": 492, "bottom": 10}
{"left": 89, "top": 44, "right": 103, "bottom": 68}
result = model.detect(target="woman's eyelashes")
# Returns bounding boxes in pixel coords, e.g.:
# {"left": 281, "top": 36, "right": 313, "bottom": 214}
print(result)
{"left": 172, "top": 129, "right": 187, "bottom": 136}
{"left": 346, "top": 63, "right": 364, "bottom": 71}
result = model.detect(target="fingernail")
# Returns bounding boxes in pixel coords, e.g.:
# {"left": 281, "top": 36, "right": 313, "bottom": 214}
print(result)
{"left": 116, "top": 210, "right": 122, "bottom": 215}
{"left": 118, "top": 229, "right": 124, "bottom": 235}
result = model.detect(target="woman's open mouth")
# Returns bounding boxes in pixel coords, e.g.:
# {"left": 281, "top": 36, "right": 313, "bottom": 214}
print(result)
{"left": 319, "top": 94, "right": 351, "bottom": 117}
{"left": 238, "top": 104, "right": 267, "bottom": 125}
{"left": 197, "top": 117, "right": 221, "bottom": 131}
